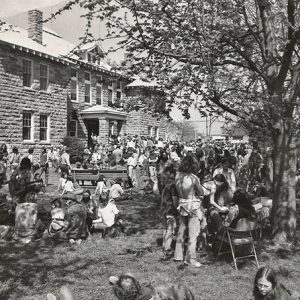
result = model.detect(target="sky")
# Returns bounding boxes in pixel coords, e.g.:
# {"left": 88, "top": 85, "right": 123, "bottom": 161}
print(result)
{"left": 0, "top": 0, "right": 64, "bottom": 17}
{"left": 0, "top": 0, "right": 224, "bottom": 132}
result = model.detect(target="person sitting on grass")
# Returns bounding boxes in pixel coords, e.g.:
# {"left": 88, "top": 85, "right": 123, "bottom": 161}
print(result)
{"left": 80, "top": 189, "right": 97, "bottom": 233}
{"left": 109, "top": 177, "right": 132, "bottom": 202}
{"left": 48, "top": 198, "right": 65, "bottom": 238}
{"left": 109, "top": 273, "right": 154, "bottom": 300}
{"left": 63, "top": 193, "right": 88, "bottom": 244}
{"left": 55, "top": 172, "right": 67, "bottom": 192}
{"left": 253, "top": 266, "right": 294, "bottom": 300}
{"left": 92, "top": 196, "right": 125, "bottom": 237}
{"left": 33, "top": 173, "right": 46, "bottom": 193}
{"left": 61, "top": 175, "right": 83, "bottom": 196}
{"left": 94, "top": 174, "right": 109, "bottom": 204}
{"left": 13, "top": 193, "right": 46, "bottom": 244}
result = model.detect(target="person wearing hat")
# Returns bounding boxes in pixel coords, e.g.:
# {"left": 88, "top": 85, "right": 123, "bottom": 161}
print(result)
{"left": 213, "top": 157, "right": 236, "bottom": 192}
{"left": 63, "top": 193, "right": 88, "bottom": 244}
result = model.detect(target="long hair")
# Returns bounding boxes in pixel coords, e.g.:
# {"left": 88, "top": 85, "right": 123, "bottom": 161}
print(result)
{"left": 213, "top": 173, "right": 229, "bottom": 202}
{"left": 113, "top": 274, "right": 141, "bottom": 300}
{"left": 253, "top": 267, "right": 277, "bottom": 300}
{"left": 178, "top": 153, "right": 199, "bottom": 174}
{"left": 232, "top": 189, "right": 253, "bottom": 211}
{"left": 154, "top": 284, "right": 195, "bottom": 300}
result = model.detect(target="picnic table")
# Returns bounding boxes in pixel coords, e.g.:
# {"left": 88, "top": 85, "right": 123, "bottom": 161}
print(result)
{"left": 71, "top": 168, "right": 127, "bottom": 186}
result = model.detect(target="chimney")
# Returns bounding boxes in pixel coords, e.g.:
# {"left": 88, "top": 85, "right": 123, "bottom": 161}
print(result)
{"left": 28, "top": 10, "right": 43, "bottom": 44}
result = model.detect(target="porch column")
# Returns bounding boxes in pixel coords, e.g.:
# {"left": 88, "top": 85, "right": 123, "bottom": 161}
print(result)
{"left": 118, "top": 120, "right": 126, "bottom": 136}
{"left": 98, "top": 117, "right": 109, "bottom": 145}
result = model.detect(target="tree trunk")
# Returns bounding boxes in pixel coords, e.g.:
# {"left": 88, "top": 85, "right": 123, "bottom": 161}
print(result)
{"left": 271, "top": 120, "right": 297, "bottom": 244}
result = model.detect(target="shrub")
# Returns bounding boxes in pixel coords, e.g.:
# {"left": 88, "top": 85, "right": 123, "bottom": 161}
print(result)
{"left": 62, "top": 136, "right": 85, "bottom": 164}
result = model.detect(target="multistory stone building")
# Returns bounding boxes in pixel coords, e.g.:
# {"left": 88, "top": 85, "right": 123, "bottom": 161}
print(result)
{"left": 0, "top": 10, "right": 166, "bottom": 155}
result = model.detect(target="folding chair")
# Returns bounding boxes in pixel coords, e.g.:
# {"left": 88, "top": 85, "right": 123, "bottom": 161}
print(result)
{"left": 216, "top": 218, "right": 259, "bottom": 270}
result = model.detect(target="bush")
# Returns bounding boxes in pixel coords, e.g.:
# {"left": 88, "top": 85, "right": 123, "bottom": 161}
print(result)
{"left": 62, "top": 136, "right": 85, "bottom": 164}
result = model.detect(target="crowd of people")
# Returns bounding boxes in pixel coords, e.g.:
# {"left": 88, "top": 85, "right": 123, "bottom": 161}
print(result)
{"left": 0, "top": 135, "right": 299, "bottom": 299}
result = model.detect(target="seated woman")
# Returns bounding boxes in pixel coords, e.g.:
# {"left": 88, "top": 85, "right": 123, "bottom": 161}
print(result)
{"left": 253, "top": 266, "right": 294, "bottom": 300}
{"left": 223, "top": 189, "right": 256, "bottom": 228}
{"left": 109, "top": 178, "right": 132, "bottom": 201}
{"left": 80, "top": 189, "right": 97, "bottom": 232}
{"left": 48, "top": 198, "right": 65, "bottom": 239}
{"left": 94, "top": 175, "right": 109, "bottom": 204}
{"left": 61, "top": 176, "right": 83, "bottom": 196}
{"left": 202, "top": 174, "right": 233, "bottom": 236}
{"left": 63, "top": 193, "right": 88, "bottom": 244}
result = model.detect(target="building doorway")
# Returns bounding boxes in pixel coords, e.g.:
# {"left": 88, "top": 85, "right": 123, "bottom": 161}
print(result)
{"left": 85, "top": 119, "right": 99, "bottom": 147}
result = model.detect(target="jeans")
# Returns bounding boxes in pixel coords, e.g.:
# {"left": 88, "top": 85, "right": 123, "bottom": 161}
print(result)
{"left": 163, "top": 216, "right": 176, "bottom": 252}
{"left": 174, "top": 213, "right": 200, "bottom": 262}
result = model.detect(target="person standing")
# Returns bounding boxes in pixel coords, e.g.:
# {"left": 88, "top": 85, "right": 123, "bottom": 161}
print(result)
{"left": 60, "top": 148, "right": 72, "bottom": 175}
{"left": 39, "top": 147, "right": 50, "bottom": 187}
{"left": 173, "top": 154, "right": 205, "bottom": 267}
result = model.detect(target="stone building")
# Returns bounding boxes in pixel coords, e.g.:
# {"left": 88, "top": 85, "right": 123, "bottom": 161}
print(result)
{"left": 0, "top": 10, "right": 166, "bottom": 154}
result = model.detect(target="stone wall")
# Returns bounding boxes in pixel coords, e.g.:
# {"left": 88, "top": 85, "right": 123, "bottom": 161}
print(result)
{"left": 0, "top": 45, "right": 68, "bottom": 157}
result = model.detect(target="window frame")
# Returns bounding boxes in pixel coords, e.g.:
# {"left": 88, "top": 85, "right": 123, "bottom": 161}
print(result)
{"left": 22, "top": 112, "right": 34, "bottom": 141}
{"left": 22, "top": 59, "right": 33, "bottom": 87}
{"left": 108, "top": 81, "right": 113, "bottom": 106}
{"left": 84, "top": 71, "right": 92, "bottom": 104}
{"left": 40, "top": 114, "right": 50, "bottom": 141}
{"left": 39, "top": 63, "right": 49, "bottom": 91}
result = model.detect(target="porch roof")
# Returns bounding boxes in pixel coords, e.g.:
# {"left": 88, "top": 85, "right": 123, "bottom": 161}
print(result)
{"left": 79, "top": 105, "right": 127, "bottom": 121}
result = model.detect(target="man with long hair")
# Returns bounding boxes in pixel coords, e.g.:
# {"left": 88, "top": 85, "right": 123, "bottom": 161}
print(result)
{"left": 174, "top": 153, "right": 205, "bottom": 267}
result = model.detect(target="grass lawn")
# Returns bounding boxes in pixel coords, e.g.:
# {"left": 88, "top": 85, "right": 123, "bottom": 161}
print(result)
{"left": 0, "top": 170, "right": 300, "bottom": 300}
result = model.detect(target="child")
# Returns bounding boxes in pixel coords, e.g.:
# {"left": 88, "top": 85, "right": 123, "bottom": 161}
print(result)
{"left": 48, "top": 198, "right": 65, "bottom": 237}
{"left": 253, "top": 266, "right": 293, "bottom": 300}
{"left": 94, "top": 175, "right": 108, "bottom": 204}
{"left": 55, "top": 172, "right": 67, "bottom": 192}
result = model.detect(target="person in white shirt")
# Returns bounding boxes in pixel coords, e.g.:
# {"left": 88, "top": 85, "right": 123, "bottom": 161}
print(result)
{"left": 61, "top": 176, "right": 83, "bottom": 196}
{"left": 109, "top": 178, "right": 131, "bottom": 201}
{"left": 94, "top": 175, "right": 108, "bottom": 203}
{"left": 127, "top": 152, "right": 137, "bottom": 186}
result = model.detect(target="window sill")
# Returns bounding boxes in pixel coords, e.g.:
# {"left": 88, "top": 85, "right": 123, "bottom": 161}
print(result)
{"left": 71, "top": 100, "right": 79, "bottom": 103}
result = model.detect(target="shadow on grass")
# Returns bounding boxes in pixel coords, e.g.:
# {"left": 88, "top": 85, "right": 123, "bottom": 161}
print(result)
{"left": 0, "top": 240, "right": 105, "bottom": 299}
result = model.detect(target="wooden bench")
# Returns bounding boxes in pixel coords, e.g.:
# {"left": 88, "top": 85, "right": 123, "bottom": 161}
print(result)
{"left": 71, "top": 168, "right": 127, "bottom": 186}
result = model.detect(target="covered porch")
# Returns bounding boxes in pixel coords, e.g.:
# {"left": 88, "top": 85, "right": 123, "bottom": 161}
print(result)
{"left": 80, "top": 105, "right": 127, "bottom": 146}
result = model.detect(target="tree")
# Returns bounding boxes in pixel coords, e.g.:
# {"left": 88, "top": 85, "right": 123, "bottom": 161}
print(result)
{"left": 50, "top": 0, "right": 300, "bottom": 244}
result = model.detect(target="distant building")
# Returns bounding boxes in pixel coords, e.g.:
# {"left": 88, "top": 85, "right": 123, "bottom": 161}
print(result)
{"left": 0, "top": 10, "right": 166, "bottom": 153}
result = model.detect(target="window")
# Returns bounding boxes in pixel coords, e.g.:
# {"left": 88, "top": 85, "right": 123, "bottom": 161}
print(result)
{"left": 40, "top": 114, "right": 49, "bottom": 141}
{"left": 85, "top": 72, "right": 91, "bottom": 103}
{"left": 96, "top": 76, "right": 102, "bottom": 105}
{"left": 23, "top": 112, "right": 33, "bottom": 140}
{"left": 68, "top": 120, "right": 77, "bottom": 137}
{"left": 40, "top": 64, "right": 49, "bottom": 90}
{"left": 70, "top": 68, "right": 78, "bottom": 101}
{"left": 108, "top": 81, "right": 113, "bottom": 106}
{"left": 23, "top": 59, "right": 32, "bottom": 87}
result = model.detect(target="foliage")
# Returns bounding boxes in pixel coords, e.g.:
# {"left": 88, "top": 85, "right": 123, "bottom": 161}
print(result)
{"left": 47, "top": 0, "right": 300, "bottom": 241}
{"left": 62, "top": 136, "right": 85, "bottom": 163}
